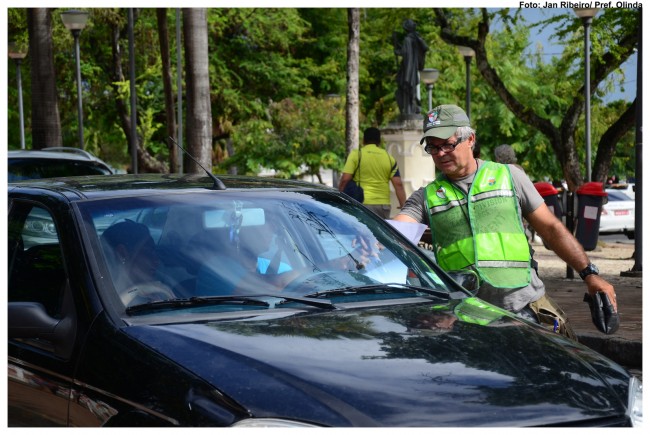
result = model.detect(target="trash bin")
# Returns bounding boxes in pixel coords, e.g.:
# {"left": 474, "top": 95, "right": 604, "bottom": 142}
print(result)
{"left": 533, "top": 182, "right": 564, "bottom": 249}
{"left": 534, "top": 182, "right": 563, "bottom": 220}
{"left": 575, "top": 182, "right": 608, "bottom": 251}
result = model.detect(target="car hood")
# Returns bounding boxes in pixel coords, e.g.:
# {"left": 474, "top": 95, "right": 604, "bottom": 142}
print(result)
{"left": 125, "top": 299, "right": 629, "bottom": 426}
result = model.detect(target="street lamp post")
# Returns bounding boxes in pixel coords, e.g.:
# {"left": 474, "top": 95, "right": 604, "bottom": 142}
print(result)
{"left": 9, "top": 42, "right": 27, "bottom": 149}
{"left": 61, "top": 10, "right": 89, "bottom": 150}
{"left": 457, "top": 46, "right": 475, "bottom": 121}
{"left": 574, "top": 8, "right": 599, "bottom": 182}
{"left": 420, "top": 68, "right": 439, "bottom": 112}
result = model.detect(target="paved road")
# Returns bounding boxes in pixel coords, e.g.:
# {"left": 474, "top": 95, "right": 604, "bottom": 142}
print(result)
{"left": 599, "top": 233, "right": 635, "bottom": 245}
{"left": 534, "top": 238, "right": 642, "bottom": 371}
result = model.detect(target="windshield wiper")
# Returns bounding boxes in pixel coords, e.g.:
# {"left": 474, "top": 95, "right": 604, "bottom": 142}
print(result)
{"left": 274, "top": 295, "right": 336, "bottom": 310}
{"left": 125, "top": 294, "right": 335, "bottom": 315}
{"left": 125, "top": 295, "right": 270, "bottom": 315}
{"left": 305, "top": 283, "right": 466, "bottom": 300}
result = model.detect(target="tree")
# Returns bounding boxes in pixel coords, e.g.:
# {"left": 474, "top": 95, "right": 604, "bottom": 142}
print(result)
{"left": 226, "top": 96, "right": 345, "bottom": 181}
{"left": 8, "top": 7, "right": 637, "bottom": 183}
{"left": 156, "top": 8, "right": 179, "bottom": 173}
{"left": 183, "top": 8, "right": 212, "bottom": 172}
{"left": 100, "top": 9, "right": 168, "bottom": 173}
{"left": 345, "top": 8, "right": 360, "bottom": 155}
{"left": 28, "top": 8, "right": 62, "bottom": 149}
{"left": 433, "top": 8, "right": 638, "bottom": 190}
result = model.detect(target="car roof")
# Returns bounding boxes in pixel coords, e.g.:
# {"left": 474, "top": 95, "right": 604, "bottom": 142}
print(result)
{"left": 8, "top": 147, "right": 113, "bottom": 168}
{"left": 8, "top": 173, "right": 336, "bottom": 202}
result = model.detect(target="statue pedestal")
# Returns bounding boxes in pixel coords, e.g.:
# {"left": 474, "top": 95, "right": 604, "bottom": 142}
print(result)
{"left": 382, "top": 120, "right": 435, "bottom": 217}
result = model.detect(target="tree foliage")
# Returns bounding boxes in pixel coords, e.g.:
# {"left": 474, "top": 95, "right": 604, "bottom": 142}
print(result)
{"left": 7, "top": 7, "right": 638, "bottom": 186}
{"left": 433, "top": 8, "right": 638, "bottom": 189}
{"left": 227, "top": 95, "right": 345, "bottom": 182}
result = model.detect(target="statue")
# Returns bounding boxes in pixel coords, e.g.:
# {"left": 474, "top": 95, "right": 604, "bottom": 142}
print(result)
{"left": 393, "top": 19, "right": 429, "bottom": 119}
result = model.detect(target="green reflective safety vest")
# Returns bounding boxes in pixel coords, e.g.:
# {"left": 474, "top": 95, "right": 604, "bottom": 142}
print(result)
{"left": 424, "top": 161, "right": 531, "bottom": 288}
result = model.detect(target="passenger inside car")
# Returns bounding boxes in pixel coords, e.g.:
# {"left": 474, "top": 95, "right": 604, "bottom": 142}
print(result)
{"left": 101, "top": 220, "right": 176, "bottom": 306}
{"left": 193, "top": 222, "right": 289, "bottom": 296}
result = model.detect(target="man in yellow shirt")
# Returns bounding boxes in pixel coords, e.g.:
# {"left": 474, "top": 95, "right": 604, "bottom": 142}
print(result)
{"left": 338, "top": 127, "right": 407, "bottom": 218}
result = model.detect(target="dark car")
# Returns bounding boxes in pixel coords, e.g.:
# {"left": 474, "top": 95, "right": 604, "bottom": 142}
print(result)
{"left": 7, "top": 147, "right": 115, "bottom": 182}
{"left": 8, "top": 174, "right": 642, "bottom": 427}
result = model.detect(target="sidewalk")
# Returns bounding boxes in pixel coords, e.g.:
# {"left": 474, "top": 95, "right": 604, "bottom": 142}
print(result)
{"left": 533, "top": 239, "right": 642, "bottom": 369}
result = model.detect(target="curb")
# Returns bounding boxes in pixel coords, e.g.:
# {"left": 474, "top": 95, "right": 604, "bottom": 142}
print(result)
{"left": 577, "top": 333, "right": 642, "bottom": 368}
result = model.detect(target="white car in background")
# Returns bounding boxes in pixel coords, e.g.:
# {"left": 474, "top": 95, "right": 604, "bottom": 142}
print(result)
{"left": 600, "top": 189, "right": 635, "bottom": 239}
{"left": 607, "top": 183, "right": 635, "bottom": 200}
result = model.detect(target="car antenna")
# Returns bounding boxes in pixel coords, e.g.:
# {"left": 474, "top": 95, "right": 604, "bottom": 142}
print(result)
{"left": 167, "top": 136, "right": 226, "bottom": 190}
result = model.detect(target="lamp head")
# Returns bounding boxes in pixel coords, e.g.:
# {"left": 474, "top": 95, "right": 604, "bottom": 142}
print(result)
{"left": 573, "top": 8, "right": 599, "bottom": 19}
{"left": 8, "top": 42, "right": 27, "bottom": 60}
{"left": 420, "top": 68, "right": 439, "bottom": 86}
{"left": 457, "top": 46, "right": 475, "bottom": 58}
{"left": 61, "top": 10, "right": 89, "bottom": 31}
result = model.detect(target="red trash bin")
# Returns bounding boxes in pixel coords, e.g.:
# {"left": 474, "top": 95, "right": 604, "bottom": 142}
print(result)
{"left": 575, "top": 182, "right": 608, "bottom": 251}
{"left": 533, "top": 182, "right": 564, "bottom": 249}
{"left": 534, "top": 182, "right": 563, "bottom": 220}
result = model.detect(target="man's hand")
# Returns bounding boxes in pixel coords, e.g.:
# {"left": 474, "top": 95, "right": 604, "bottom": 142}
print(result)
{"left": 585, "top": 274, "right": 617, "bottom": 312}
{"left": 584, "top": 286, "right": 620, "bottom": 335}
{"left": 350, "top": 235, "right": 383, "bottom": 269}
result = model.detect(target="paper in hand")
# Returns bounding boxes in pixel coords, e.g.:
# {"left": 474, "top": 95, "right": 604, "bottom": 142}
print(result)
{"left": 385, "top": 220, "right": 428, "bottom": 245}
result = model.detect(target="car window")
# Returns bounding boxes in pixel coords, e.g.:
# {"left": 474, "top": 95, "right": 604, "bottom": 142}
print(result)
{"left": 8, "top": 204, "right": 67, "bottom": 319}
{"left": 8, "top": 159, "right": 112, "bottom": 182}
{"left": 606, "top": 190, "right": 632, "bottom": 201}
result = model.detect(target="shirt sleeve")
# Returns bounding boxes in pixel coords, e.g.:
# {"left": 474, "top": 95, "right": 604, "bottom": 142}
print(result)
{"left": 509, "top": 164, "right": 544, "bottom": 216}
{"left": 399, "top": 187, "right": 427, "bottom": 223}
{"left": 341, "top": 150, "right": 361, "bottom": 175}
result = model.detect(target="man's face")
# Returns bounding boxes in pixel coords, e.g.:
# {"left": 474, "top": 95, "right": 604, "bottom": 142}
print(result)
{"left": 127, "top": 237, "right": 160, "bottom": 283}
{"left": 424, "top": 133, "right": 475, "bottom": 179}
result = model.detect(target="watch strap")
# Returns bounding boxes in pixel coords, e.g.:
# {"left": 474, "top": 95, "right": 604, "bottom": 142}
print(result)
{"left": 579, "top": 263, "right": 599, "bottom": 280}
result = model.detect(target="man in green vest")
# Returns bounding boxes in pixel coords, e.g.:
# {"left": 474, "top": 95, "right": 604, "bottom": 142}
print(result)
{"left": 339, "top": 127, "right": 407, "bottom": 218}
{"left": 393, "top": 104, "right": 617, "bottom": 339}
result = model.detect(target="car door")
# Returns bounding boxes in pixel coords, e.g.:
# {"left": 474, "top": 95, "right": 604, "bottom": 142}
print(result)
{"left": 7, "top": 200, "right": 77, "bottom": 426}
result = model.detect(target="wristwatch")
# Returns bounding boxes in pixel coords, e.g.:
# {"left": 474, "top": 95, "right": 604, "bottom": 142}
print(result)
{"left": 579, "top": 263, "right": 599, "bottom": 280}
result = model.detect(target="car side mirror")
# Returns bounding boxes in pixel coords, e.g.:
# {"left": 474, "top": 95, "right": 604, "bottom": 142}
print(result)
{"left": 9, "top": 301, "right": 75, "bottom": 358}
{"left": 446, "top": 270, "right": 480, "bottom": 295}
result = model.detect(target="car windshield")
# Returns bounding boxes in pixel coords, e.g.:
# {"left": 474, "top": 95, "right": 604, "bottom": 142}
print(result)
{"left": 76, "top": 190, "right": 457, "bottom": 316}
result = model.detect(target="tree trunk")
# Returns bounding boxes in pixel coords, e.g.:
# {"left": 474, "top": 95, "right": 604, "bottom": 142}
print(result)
{"left": 27, "top": 8, "right": 61, "bottom": 149}
{"left": 592, "top": 100, "right": 637, "bottom": 183}
{"left": 156, "top": 9, "right": 179, "bottom": 173}
{"left": 182, "top": 8, "right": 212, "bottom": 173}
{"left": 345, "top": 8, "right": 360, "bottom": 155}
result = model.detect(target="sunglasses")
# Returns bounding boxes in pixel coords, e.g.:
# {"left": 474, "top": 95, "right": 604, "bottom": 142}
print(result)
{"left": 424, "top": 136, "right": 464, "bottom": 155}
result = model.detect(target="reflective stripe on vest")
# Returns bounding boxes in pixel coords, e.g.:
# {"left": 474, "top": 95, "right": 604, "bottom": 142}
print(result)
{"left": 424, "top": 162, "right": 531, "bottom": 288}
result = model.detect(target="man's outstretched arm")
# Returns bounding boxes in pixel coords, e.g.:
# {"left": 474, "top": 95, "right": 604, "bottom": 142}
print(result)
{"left": 526, "top": 203, "right": 617, "bottom": 311}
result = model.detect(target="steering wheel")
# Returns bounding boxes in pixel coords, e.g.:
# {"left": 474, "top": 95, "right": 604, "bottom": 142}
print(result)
{"left": 282, "top": 270, "right": 379, "bottom": 295}
{"left": 122, "top": 282, "right": 176, "bottom": 307}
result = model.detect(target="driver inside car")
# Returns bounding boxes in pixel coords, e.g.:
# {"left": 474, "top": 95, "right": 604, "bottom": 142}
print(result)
{"left": 101, "top": 220, "right": 176, "bottom": 306}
